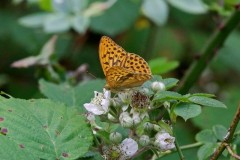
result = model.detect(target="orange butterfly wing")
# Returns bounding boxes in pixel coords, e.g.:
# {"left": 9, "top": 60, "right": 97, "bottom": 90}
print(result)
{"left": 99, "top": 36, "right": 152, "bottom": 91}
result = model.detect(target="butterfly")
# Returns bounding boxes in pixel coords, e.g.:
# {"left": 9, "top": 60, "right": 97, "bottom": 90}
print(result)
{"left": 99, "top": 36, "right": 152, "bottom": 92}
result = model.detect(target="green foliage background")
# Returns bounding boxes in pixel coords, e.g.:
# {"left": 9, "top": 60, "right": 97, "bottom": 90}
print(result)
{"left": 0, "top": 0, "right": 240, "bottom": 159}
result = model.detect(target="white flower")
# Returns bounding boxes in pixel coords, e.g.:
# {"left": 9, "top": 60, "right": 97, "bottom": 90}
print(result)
{"left": 103, "top": 138, "right": 138, "bottom": 160}
{"left": 84, "top": 89, "right": 111, "bottom": 115}
{"left": 151, "top": 81, "right": 165, "bottom": 92}
{"left": 119, "top": 112, "right": 133, "bottom": 128}
{"left": 119, "top": 138, "right": 138, "bottom": 159}
{"left": 154, "top": 132, "right": 175, "bottom": 151}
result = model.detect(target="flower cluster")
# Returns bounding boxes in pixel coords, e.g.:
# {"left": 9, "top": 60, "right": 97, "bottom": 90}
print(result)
{"left": 84, "top": 80, "right": 175, "bottom": 159}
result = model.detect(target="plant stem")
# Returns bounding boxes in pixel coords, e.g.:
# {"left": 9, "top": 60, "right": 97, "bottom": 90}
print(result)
{"left": 225, "top": 143, "right": 240, "bottom": 159}
{"left": 157, "top": 142, "right": 202, "bottom": 159}
{"left": 210, "top": 103, "right": 240, "bottom": 160}
{"left": 180, "top": 142, "right": 203, "bottom": 150}
{"left": 177, "top": 9, "right": 240, "bottom": 94}
{"left": 173, "top": 125, "right": 185, "bottom": 160}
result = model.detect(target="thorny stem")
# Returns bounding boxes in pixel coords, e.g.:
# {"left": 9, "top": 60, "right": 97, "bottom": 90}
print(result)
{"left": 210, "top": 103, "right": 240, "bottom": 160}
{"left": 178, "top": 9, "right": 240, "bottom": 94}
{"left": 225, "top": 143, "right": 240, "bottom": 160}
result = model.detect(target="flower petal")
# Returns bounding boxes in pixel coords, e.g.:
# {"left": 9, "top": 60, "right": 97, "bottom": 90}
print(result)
{"left": 103, "top": 88, "right": 111, "bottom": 98}
{"left": 120, "top": 138, "right": 138, "bottom": 157}
{"left": 101, "top": 99, "right": 110, "bottom": 112}
{"left": 84, "top": 103, "right": 104, "bottom": 115}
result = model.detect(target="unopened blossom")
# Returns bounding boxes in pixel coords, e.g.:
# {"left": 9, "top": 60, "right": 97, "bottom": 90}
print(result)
{"left": 132, "top": 111, "right": 141, "bottom": 125}
{"left": 119, "top": 112, "right": 133, "bottom": 128}
{"left": 84, "top": 89, "right": 111, "bottom": 115}
{"left": 103, "top": 138, "right": 138, "bottom": 160}
{"left": 139, "top": 135, "right": 150, "bottom": 146}
{"left": 85, "top": 112, "right": 95, "bottom": 122}
{"left": 151, "top": 81, "right": 165, "bottom": 92}
{"left": 108, "top": 113, "right": 116, "bottom": 122}
{"left": 163, "top": 101, "right": 170, "bottom": 109}
{"left": 110, "top": 132, "right": 122, "bottom": 144}
{"left": 154, "top": 132, "right": 175, "bottom": 151}
{"left": 143, "top": 122, "right": 153, "bottom": 132}
{"left": 130, "top": 109, "right": 149, "bottom": 120}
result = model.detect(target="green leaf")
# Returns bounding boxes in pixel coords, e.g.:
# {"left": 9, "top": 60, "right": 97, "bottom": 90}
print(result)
{"left": 44, "top": 14, "right": 71, "bottom": 33}
{"left": 189, "top": 96, "right": 227, "bottom": 108}
{"left": 174, "top": 103, "right": 201, "bottom": 121}
{"left": 162, "top": 78, "right": 179, "bottom": 90}
{"left": 19, "top": 13, "right": 48, "bottom": 28}
{"left": 168, "top": 0, "right": 208, "bottom": 14}
{"left": 149, "top": 58, "right": 179, "bottom": 75}
{"left": 39, "top": 79, "right": 105, "bottom": 111}
{"left": 197, "top": 143, "right": 216, "bottom": 160}
{"left": 142, "top": 0, "right": 169, "bottom": 26}
{"left": 39, "top": 0, "right": 52, "bottom": 11}
{"left": 143, "top": 75, "right": 163, "bottom": 87}
{"left": 89, "top": 0, "right": 141, "bottom": 36}
{"left": 153, "top": 91, "right": 183, "bottom": 102}
{"left": 192, "top": 88, "right": 239, "bottom": 130}
{"left": 52, "top": 0, "right": 88, "bottom": 14}
{"left": 191, "top": 93, "right": 215, "bottom": 98}
{"left": 72, "top": 15, "right": 90, "bottom": 34}
{"left": 0, "top": 136, "right": 35, "bottom": 160}
{"left": 196, "top": 129, "right": 217, "bottom": 143}
{"left": 70, "top": 0, "right": 89, "bottom": 14}
{"left": 212, "top": 125, "right": 228, "bottom": 141}
{"left": 0, "top": 97, "right": 93, "bottom": 159}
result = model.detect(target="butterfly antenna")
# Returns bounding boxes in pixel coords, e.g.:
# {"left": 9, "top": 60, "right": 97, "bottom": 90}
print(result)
{"left": 86, "top": 71, "right": 97, "bottom": 79}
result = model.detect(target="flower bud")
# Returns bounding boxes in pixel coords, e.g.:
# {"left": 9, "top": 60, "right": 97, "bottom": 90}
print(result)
{"left": 143, "top": 122, "right": 153, "bottom": 132}
{"left": 85, "top": 112, "right": 95, "bottom": 122}
{"left": 110, "top": 132, "right": 122, "bottom": 143}
{"left": 139, "top": 135, "right": 150, "bottom": 146}
{"left": 153, "top": 124, "right": 161, "bottom": 131}
{"left": 132, "top": 113, "right": 141, "bottom": 126}
{"left": 108, "top": 113, "right": 116, "bottom": 122}
{"left": 119, "top": 112, "right": 133, "bottom": 128}
{"left": 151, "top": 81, "right": 165, "bottom": 92}
{"left": 112, "top": 98, "right": 122, "bottom": 108}
{"left": 163, "top": 101, "right": 170, "bottom": 108}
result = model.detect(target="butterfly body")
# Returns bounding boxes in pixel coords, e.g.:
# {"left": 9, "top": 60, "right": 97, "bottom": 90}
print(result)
{"left": 99, "top": 36, "right": 152, "bottom": 92}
